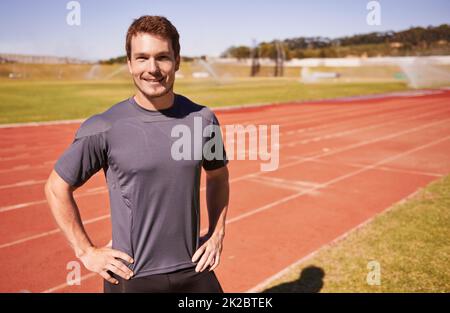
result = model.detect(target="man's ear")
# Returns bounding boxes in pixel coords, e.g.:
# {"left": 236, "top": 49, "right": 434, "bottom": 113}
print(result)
{"left": 175, "top": 55, "right": 180, "bottom": 72}
{"left": 127, "top": 57, "right": 133, "bottom": 74}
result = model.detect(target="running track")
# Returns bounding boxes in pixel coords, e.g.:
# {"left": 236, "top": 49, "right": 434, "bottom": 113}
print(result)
{"left": 1, "top": 89, "right": 449, "bottom": 292}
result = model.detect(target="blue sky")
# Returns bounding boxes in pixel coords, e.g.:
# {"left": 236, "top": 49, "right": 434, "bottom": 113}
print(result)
{"left": 0, "top": 0, "right": 448, "bottom": 61}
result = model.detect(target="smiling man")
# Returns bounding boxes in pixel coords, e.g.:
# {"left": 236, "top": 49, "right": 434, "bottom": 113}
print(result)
{"left": 45, "top": 15, "right": 229, "bottom": 293}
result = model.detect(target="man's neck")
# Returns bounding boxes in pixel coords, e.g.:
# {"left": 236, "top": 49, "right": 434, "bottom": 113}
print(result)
{"left": 134, "top": 91, "right": 175, "bottom": 111}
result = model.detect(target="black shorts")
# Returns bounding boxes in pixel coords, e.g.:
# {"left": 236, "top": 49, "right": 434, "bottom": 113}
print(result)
{"left": 103, "top": 266, "right": 224, "bottom": 293}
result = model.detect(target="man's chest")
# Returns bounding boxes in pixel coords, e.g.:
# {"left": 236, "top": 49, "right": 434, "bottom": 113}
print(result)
{"left": 106, "top": 119, "right": 204, "bottom": 174}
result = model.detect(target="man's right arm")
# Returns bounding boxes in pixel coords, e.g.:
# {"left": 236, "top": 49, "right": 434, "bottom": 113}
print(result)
{"left": 45, "top": 170, "right": 134, "bottom": 284}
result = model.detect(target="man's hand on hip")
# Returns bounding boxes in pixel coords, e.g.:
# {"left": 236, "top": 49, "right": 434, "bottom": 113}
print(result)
{"left": 192, "top": 232, "right": 224, "bottom": 273}
{"left": 78, "top": 244, "right": 134, "bottom": 285}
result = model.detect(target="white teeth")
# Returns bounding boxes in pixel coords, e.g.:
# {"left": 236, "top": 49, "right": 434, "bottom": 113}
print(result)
{"left": 144, "top": 77, "right": 162, "bottom": 81}
{"left": 145, "top": 78, "right": 163, "bottom": 83}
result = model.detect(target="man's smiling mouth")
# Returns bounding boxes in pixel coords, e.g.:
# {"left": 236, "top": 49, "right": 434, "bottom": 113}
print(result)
{"left": 143, "top": 77, "right": 164, "bottom": 83}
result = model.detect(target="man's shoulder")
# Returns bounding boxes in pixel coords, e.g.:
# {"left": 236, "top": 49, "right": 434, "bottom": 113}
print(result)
{"left": 75, "top": 98, "right": 131, "bottom": 138}
{"left": 75, "top": 114, "right": 110, "bottom": 139}
{"left": 176, "top": 94, "right": 216, "bottom": 123}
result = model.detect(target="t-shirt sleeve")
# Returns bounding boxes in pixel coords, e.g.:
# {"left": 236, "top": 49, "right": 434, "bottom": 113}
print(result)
{"left": 54, "top": 116, "right": 109, "bottom": 187}
{"left": 202, "top": 113, "right": 229, "bottom": 171}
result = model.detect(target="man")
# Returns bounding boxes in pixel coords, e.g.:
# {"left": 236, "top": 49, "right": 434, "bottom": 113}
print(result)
{"left": 45, "top": 15, "right": 229, "bottom": 293}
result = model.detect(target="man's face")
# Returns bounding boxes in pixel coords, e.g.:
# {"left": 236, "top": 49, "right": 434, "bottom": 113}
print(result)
{"left": 127, "top": 33, "right": 180, "bottom": 99}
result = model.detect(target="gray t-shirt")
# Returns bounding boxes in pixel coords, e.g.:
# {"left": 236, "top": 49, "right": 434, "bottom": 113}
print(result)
{"left": 54, "top": 94, "right": 228, "bottom": 277}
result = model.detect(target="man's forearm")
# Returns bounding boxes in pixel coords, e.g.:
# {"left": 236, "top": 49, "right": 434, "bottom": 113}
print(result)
{"left": 205, "top": 174, "right": 229, "bottom": 237}
{"left": 45, "top": 183, "right": 94, "bottom": 258}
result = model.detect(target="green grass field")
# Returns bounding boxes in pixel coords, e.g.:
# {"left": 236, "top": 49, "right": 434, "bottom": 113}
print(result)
{"left": 261, "top": 175, "right": 450, "bottom": 293}
{"left": 0, "top": 78, "right": 410, "bottom": 124}
{"left": 0, "top": 62, "right": 404, "bottom": 80}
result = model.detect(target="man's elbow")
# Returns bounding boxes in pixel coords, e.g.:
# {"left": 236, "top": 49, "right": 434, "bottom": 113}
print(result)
{"left": 44, "top": 170, "right": 73, "bottom": 201}
{"left": 44, "top": 175, "right": 57, "bottom": 201}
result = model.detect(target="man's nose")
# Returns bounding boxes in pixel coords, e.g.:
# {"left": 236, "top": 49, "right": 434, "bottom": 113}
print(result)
{"left": 147, "top": 58, "right": 159, "bottom": 74}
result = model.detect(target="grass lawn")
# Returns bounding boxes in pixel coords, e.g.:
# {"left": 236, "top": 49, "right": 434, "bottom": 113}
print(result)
{"left": 261, "top": 175, "right": 450, "bottom": 293}
{"left": 0, "top": 78, "right": 409, "bottom": 124}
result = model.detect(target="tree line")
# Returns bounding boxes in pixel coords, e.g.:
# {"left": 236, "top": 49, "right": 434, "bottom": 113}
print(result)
{"left": 222, "top": 24, "right": 450, "bottom": 59}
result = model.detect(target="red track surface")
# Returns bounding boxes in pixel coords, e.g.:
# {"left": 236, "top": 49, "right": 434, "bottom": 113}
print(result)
{"left": 1, "top": 90, "right": 449, "bottom": 293}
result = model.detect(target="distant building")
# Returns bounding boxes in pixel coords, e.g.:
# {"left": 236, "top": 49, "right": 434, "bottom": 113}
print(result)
{"left": 390, "top": 42, "right": 403, "bottom": 48}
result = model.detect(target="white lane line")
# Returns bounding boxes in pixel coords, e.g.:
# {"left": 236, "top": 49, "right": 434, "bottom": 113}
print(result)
{"left": 348, "top": 164, "right": 445, "bottom": 178}
{"left": 0, "top": 119, "right": 85, "bottom": 129}
{"left": 0, "top": 189, "right": 107, "bottom": 213}
{"left": 0, "top": 153, "right": 30, "bottom": 161}
{"left": 0, "top": 180, "right": 47, "bottom": 190}
{"left": 41, "top": 273, "right": 97, "bottom": 293}
{"left": 285, "top": 156, "right": 445, "bottom": 178}
{"left": 248, "top": 176, "right": 323, "bottom": 195}
{"left": 0, "top": 162, "right": 51, "bottom": 174}
{"left": 0, "top": 214, "right": 110, "bottom": 249}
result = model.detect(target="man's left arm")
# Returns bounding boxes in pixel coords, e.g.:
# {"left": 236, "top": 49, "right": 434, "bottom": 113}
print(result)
{"left": 192, "top": 165, "right": 229, "bottom": 272}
